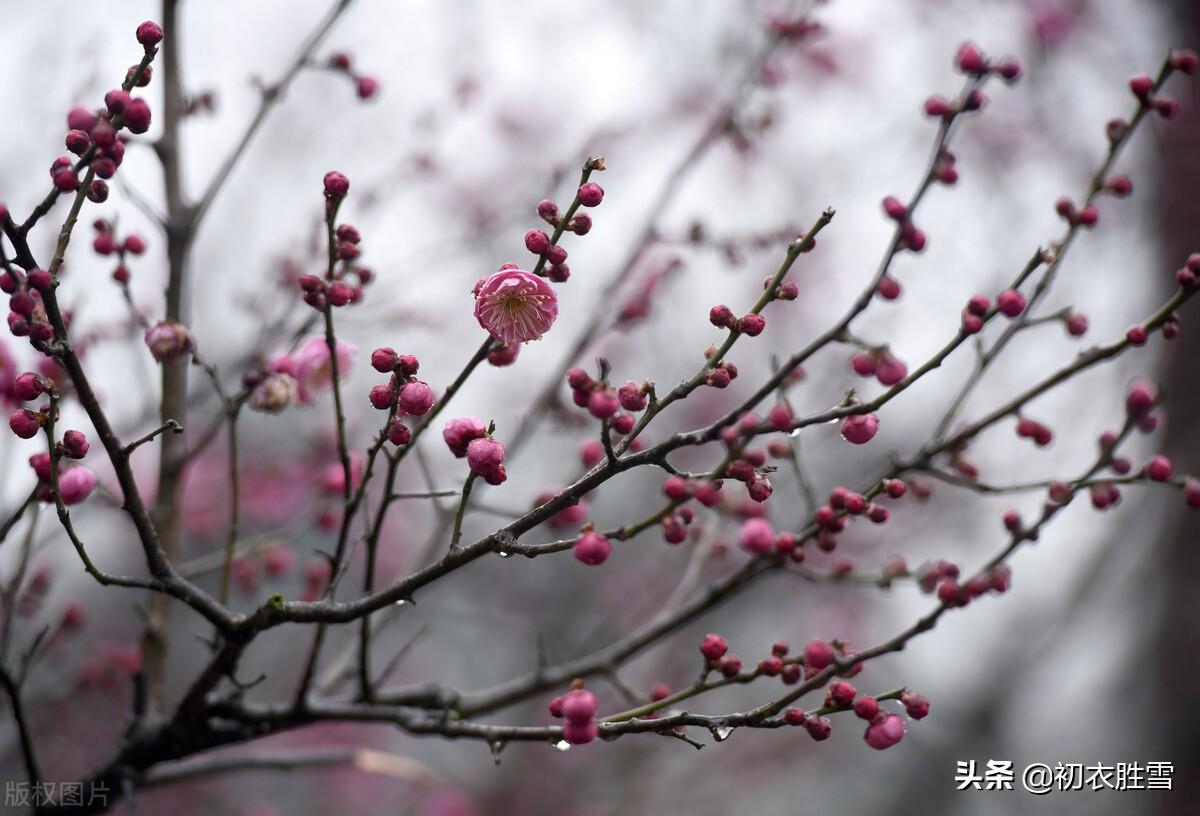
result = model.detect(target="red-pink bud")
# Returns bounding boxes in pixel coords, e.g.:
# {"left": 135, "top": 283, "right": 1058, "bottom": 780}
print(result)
{"left": 841, "top": 413, "right": 879, "bottom": 445}
{"left": 573, "top": 530, "right": 612, "bottom": 566}
{"left": 864, "top": 712, "right": 905, "bottom": 750}
{"left": 955, "top": 42, "right": 987, "bottom": 75}
{"left": 700, "top": 633, "right": 728, "bottom": 662}
{"left": 136, "top": 20, "right": 164, "bottom": 46}
{"left": 577, "top": 183, "right": 604, "bottom": 207}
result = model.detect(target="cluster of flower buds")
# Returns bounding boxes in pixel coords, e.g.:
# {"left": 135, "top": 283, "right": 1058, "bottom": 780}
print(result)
{"left": 850, "top": 346, "right": 908, "bottom": 386}
{"left": 879, "top": 195, "right": 926, "bottom": 253}
{"left": 755, "top": 640, "right": 801, "bottom": 683}
{"left": 299, "top": 178, "right": 374, "bottom": 310}
{"left": 721, "top": 444, "right": 774, "bottom": 504}
{"left": 326, "top": 52, "right": 380, "bottom": 100}
{"left": 1175, "top": 253, "right": 1200, "bottom": 290}
{"left": 954, "top": 41, "right": 1021, "bottom": 81}
{"left": 709, "top": 303, "right": 767, "bottom": 337}
{"left": 92, "top": 219, "right": 147, "bottom": 283}
{"left": 548, "top": 682, "right": 599, "bottom": 744}
{"left": 1054, "top": 196, "right": 1099, "bottom": 228}
{"left": 11, "top": 407, "right": 97, "bottom": 506}
{"left": 700, "top": 344, "right": 739, "bottom": 388}
{"left": 932, "top": 148, "right": 958, "bottom": 185}
{"left": 442, "top": 416, "right": 506, "bottom": 484}
{"left": 767, "top": 14, "right": 820, "bottom": 40}
{"left": 933, "top": 563, "right": 1012, "bottom": 608}
{"left": 530, "top": 174, "right": 605, "bottom": 282}
{"left": 1127, "top": 48, "right": 1197, "bottom": 120}
{"left": 1015, "top": 415, "right": 1053, "bottom": 447}
{"left": 4, "top": 268, "right": 57, "bottom": 346}
{"left": 56, "top": 22, "right": 160, "bottom": 199}
{"left": 698, "top": 633, "right": 746, "bottom": 678}
{"left": 367, "top": 348, "right": 432, "bottom": 445}
{"left": 565, "top": 367, "right": 641, "bottom": 438}
{"left": 959, "top": 294, "right": 990, "bottom": 334}
{"left": 807, "top": 483, "right": 895, "bottom": 554}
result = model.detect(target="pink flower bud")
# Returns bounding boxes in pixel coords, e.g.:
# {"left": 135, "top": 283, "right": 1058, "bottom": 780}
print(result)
{"left": 882, "top": 195, "right": 907, "bottom": 221}
{"left": 562, "top": 689, "right": 598, "bottom": 724}
{"left": 900, "top": 690, "right": 930, "bottom": 719}
{"left": 562, "top": 720, "right": 598, "bottom": 745}
{"left": 840, "top": 413, "right": 879, "bottom": 445}
{"left": 356, "top": 76, "right": 379, "bottom": 99}
{"left": 124, "top": 98, "right": 152, "bottom": 134}
{"left": 59, "top": 466, "right": 98, "bottom": 505}
{"left": 875, "top": 356, "right": 907, "bottom": 386}
{"left": 738, "top": 517, "right": 775, "bottom": 555}
{"left": 923, "top": 95, "right": 953, "bottom": 118}
{"left": 803, "top": 639, "right": 834, "bottom": 670}
{"left": 876, "top": 275, "right": 901, "bottom": 300}
{"left": 577, "top": 183, "right": 604, "bottom": 207}
{"left": 323, "top": 171, "right": 350, "bottom": 199}
{"left": 864, "top": 712, "right": 905, "bottom": 750}
{"left": 67, "top": 106, "right": 97, "bottom": 132}
{"left": 9, "top": 409, "right": 41, "bottom": 439}
{"left": 524, "top": 229, "right": 550, "bottom": 254}
{"left": 568, "top": 213, "right": 592, "bottom": 235}
{"left": 709, "top": 304, "right": 735, "bottom": 328}
{"left": 804, "top": 716, "right": 832, "bottom": 741}
{"left": 955, "top": 42, "right": 986, "bottom": 75}
{"left": 62, "top": 430, "right": 89, "bottom": 459}
{"left": 371, "top": 347, "right": 399, "bottom": 372}
{"left": 487, "top": 343, "right": 520, "bottom": 367}
{"left": 737, "top": 313, "right": 766, "bottom": 336}
{"left": 13, "top": 372, "right": 45, "bottom": 401}
{"left": 536, "top": 199, "right": 559, "bottom": 223}
{"left": 853, "top": 695, "right": 879, "bottom": 720}
{"left": 397, "top": 380, "right": 434, "bottom": 415}
{"left": 573, "top": 530, "right": 612, "bottom": 565}
{"left": 996, "top": 289, "right": 1025, "bottom": 317}
{"left": 369, "top": 383, "right": 396, "bottom": 410}
{"left": 143, "top": 320, "right": 193, "bottom": 362}
{"left": 700, "top": 633, "right": 728, "bottom": 662}
{"left": 249, "top": 373, "right": 299, "bottom": 413}
{"left": 466, "top": 436, "right": 506, "bottom": 485}
{"left": 1146, "top": 455, "right": 1173, "bottom": 482}
{"left": 136, "top": 20, "right": 164, "bottom": 46}
{"left": 386, "top": 420, "right": 411, "bottom": 446}
{"left": 1171, "top": 49, "right": 1198, "bottom": 74}
{"left": 1128, "top": 74, "right": 1154, "bottom": 99}
{"left": 618, "top": 381, "right": 647, "bottom": 411}
{"left": 587, "top": 389, "right": 619, "bottom": 420}
{"left": 443, "top": 417, "right": 487, "bottom": 458}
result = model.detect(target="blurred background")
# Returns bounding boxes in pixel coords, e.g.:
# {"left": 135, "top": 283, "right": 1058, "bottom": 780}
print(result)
{"left": 1, "top": 0, "right": 1198, "bottom": 813}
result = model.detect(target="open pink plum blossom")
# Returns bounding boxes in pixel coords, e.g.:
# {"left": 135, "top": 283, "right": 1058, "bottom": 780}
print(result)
{"left": 473, "top": 268, "right": 558, "bottom": 345}
{"left": 272, "top": 338, "right": 354, "bottom": 404}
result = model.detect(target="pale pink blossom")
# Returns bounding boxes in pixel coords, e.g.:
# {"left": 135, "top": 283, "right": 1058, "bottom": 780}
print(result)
{"left": 59, "top": 466, "right": 98, "bottom": 505}
{"left": 473, "top": 268, "right": 558, "bottom": 344}
{"left": 274, "top": 338, "right": 354, "bottom": 404}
